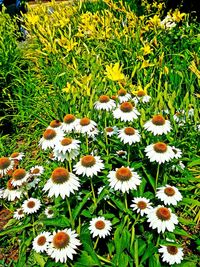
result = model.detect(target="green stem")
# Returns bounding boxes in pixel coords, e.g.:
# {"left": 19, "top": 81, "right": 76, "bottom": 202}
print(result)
{"left": 133, "top": 213, "right": 140, "bottom": 226}
{"left": 90, "top": 178, "right": 97, "bottom": 207}
{"left": 68, "top": 159, "right": 72, "bottom": 172}
{"left": 94, "top": 236, "right": 99, "bottom": 250}
{"left": 155, "top": 163, "right": 160, "bottom": 191}
{"left": 97, "top": 254, "right": 111, "bottom": 264}
{"left": 66, "top": 198, "right": 74, "bottom": 229}
{"left": 127, "top": 145, "right": 131, "bottom": 164}
{"left": 124, "top": 192, "right": 128, "bottom": 210}
{"left": 86, "top": 134, "right": 89, "bottom": 153}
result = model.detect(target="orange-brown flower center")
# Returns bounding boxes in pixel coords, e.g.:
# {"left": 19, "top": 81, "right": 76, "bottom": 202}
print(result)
{"left": 137, "top": 201, "right": 147, "bottom": 210}
{"left": 51, "top": 168, "right": 69, "bottom": 184}
{"left": 31, "top": 168, "right": 40, "bottom": 174}
{"left": 80, "top": 117, "right": 90, "bottom": 126}
{"left": 137, "top": 90, "right": 146, "bottom": 97}
{"left": 64, "top": 114, "right": 75, "bottom": 124}
{"left": 27, "top": 201, "right": 36, "bottom": 209}
{"left": 18, "top": 209, "right": 23, "bottom": 215}
{"left": 61, "top": 138, "right": 72, "bottom": 146}
{"left": 53, "top": 232, "right": 70, "bottom": 249}
{"left": 164, "top": 187, "right": 175, "bottom": 196}
{"left": 118, "top": 89, "right": 127, "bottom": 96}
{"left": 81, "top": 155, "right": 96, "bottom": 167}
{"left": 7, "top": 179, "right": 14, "bottom": 190}
{"left": 99, "top": 95, "right": 110, "bottom": 103}
{"left": 153, "top": 142, "right": 167, "bottom": 153}
{"left": 156, "top": 207, "right": 171, "bottom": 221}
{"left": 152, "top": 115, "right": 165, "bottom": 126}
{"left": 111, "top": 95, "right": 117, "bottom": 100}
{"left": 116, "top": 167, "right": 132, "bottom": 181}
{"left": 12, "top": 169, "right": 26, "bottom": 181}
{"left": 37, "top": 236, "right": 47, "bottom": 246}
{"left": 120, "top": 102, "right": 133, "bottom": 112}
{"left": 50, "top": 120, "right": 61, "bottom": 128}
{"left": 10, "top": 152, "right": 19, "bottom": 158}
{"left": 0, "top": 157, "right": 11, "bottom": 170}
{"left": 167, "top": 246, "right": 178, "bottom": 255}
{"left": 95, "top": 220, "right": 105, "bottom": 230}
{"left": 124, "top": 127, "right": 135, "bottom": 135}
{"left": 43, "top": 129, "right": 57, "bottom": 140}
{"left": 47, "top": 209, "right": 54, "bottom": 215}
{"left": 106, "top": 127, "right": 114, "bottom": 132}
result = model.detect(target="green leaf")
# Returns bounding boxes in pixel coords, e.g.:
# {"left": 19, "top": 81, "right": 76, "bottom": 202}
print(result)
{"left": 74, "top": 251, "right": 98, "bottom": 267}
{"left": 39, "top": 216, "right": 70, "bottom": 227}
{"left": 33, "top": 252, "right": 47, "bottom": 267}
{"left": 73, "top": 192, "right": 91, "bottom": 221}
{"left": 180, "top": 198, "right": 200, "bottom": 207}
{"left": 173, "top": 228, "right": 193, "bottom": 238}
{"left": 140, "top": 244, "right": 157, "bottom": 264}
{"left": 188, "top": 158, "right": 200, "bottom": 167}
{"left": 0, "top": 223, "right": 32, "bottom": 236}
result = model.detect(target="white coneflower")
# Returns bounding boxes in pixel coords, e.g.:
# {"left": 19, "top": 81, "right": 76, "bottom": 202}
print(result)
{"left": 161, "top": 15, "right": 176, "bottom": 29}
{"left": 171, "top": 146, "right": 182, "bottom": 159}
{"left": 94, "top": 95, "right": 116, "bottom": 111}
{"left": 159, "top": 243, "right": 184, "bottom": 265}
{"left": 75, "top": 117, "right": 97, "bottom": 135}
{"left": 156, "top": 185, "right": 183, "bottom": 206}
{"left": 105, "top": 126, "right": 118, "bottom": 137}
{"left": 130, "top": 197, "right": 153, "bottom": 216}
{"left": 74, "top": 155, "right": 104, "bottom": 177}
{"left": 0, "top": 157, "right": 14, "bottom": 176}
{"left": 22, "top": 197, "right": 41, "bottom": 214}
{"left": 32, "top": 232, "right": 52, "bottom": 253}
{"left": 39, "top": 128, "right": 64, "bottom": 150}
{"left": 118, "top": 127, "right": 141, "bottom": 145}
{"left": 43, "top": 167, "right": 80, "bottom": 199}
{"left": 89, "top": 217, "right": 112, "bottom": 238}
{"left": 108, "top": 166, "right": 141, "bottom": 193}
{"left": 53, "top": 149, "right": 80, "bottom": 162}
{"left": 61, "top": 114, "right": 79, "bottom": 133}
{"left": 54, "top": 137, "right": 81, "bottom": 154}
{"left": 132, "top": 90, "right": 151, "bottom": 105}
{"left": 113, "top": 102, "right": 140, "bottom": 122}
{"left": 9, "top": 152, "right": 25, "bottom": 161}
{"left": 147, "top": 206, "right": 178, "bottom": 233}
{"left": 173, "top": 110, "right": 185, "bottom": 125}
{"left": 143, "top": 114, "right": 171, "bottom": 135}
{"left": 0, "top": 188, "right": 4, "bottom": 198}
{"left": 30, "top": 165, "right": 44, "bottom": 176}
{"left": 3, "top": 179, "right": 23, "bottom": 201}
{"left": 171, "top": 161, "right": 185, "bottom": 172}
{"left": 115, "top": 150, "right": 127, "bottom": 159}
{"left": 13, "top": 208, "right": 25, "bottom": 220}
{"left": 47, "top": 120, "right": 62, "bottom": 132}
{"left": 45, "top": 206, "right": 54, "bottom": 218}
{"left": 11, "top": 168, "right": 29, "bottom": 187}
{"left": 117, "top": 89, "right": 131, "bottom": 103}
{"left": 47, "top": 229, "right": 81, "bottom": 263}
{"left": 145, "top": 142, "right": 174, "bottom": 164}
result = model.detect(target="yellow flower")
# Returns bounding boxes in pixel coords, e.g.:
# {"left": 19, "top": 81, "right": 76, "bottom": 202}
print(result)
{"left": 26, "top": 14, "right": 39, "bottom": 25}
{"left": 164, "top": 66, "right": 169, "bottom": 75}
{"left": 62, "top": 82, "right": 76, "bottom": 94}
{"left": 141, "top": 60, "right": 155, "bottom": 69}
{"left": 141, "top": 44, "right": 152, "bottom": 55}
{"left": 148, "top": 15, "right": 161, "bottom": 27}
{"left": 57, "top": 37, "right": 78, "bottom": 52}
{"left": 189, "top": 60, "right": 200, "bottom": 79}
{"left": 105, "top": 62, "right": 125, "bottom": 81}
{"left": 172, "top": 10, "right": 185, "bottom": 22}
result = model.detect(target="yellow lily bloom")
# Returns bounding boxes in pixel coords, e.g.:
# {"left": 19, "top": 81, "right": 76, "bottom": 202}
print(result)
{"left": 105, "top": 62, "right": 125, "bottom": 81}
{"left": 172, "top": 10, "right": 185, "bottom": 22}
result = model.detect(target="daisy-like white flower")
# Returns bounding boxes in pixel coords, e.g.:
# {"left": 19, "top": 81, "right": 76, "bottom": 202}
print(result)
{"left": 143, "top": 114, "right": 171, "bottom": 135}
{"left": 43, "top": 167, "right": 80, "bottom": 199}
{"left": 45, "top": 206, "right": 54, "bottom": 218}
{"left": 108, "top": 166, "right": 141, "bottom": 193}
{"left": 53, "top": 149, "right": 80, "bottom": 162}
{"left": 39, "top": 129, "right": 64, "bottom": 150}
{"left": 130, "top": 197, "right": 153, "bottom": 216}
{"left": 0, "top": 188, "right": 4, "bottom": 198}
{"left": 147, "top": 206, "right": 178, "bottom": 233}
{"left": 75, "top": 117, "right": 97, "bottom": 135}
{"left": 0, "top": 157, "right": 14, "bottom": 176}
{"left": 54, "top": 137, "right": 81, "bottom": 154}
{"left": 32, "top": 232, "right": 52, "bottom": 253}
{"left": 11, "top": 168, "right": 29, "bottom": 187}
{"left": 172, "top": 161, "right": 185, "bottom": 172}
{"left": 61, "top": 114, "right": 79, "bottom": 133}
{"left": 13, "top": 208, "right": 25, "bottom": 220}
{"left": 3, "top": 179, "right": 23, "bottom": 201}
{"left": 145, "top": 142, "right": 174, "bottom": 164}
{"left": 156, "top": 185, "right": 183, "bottom": 206}
{"left": 30, "top": 165, "right": 44, "bottom": 176}
{"left": 118, "top": 127, "right": 141, "bottom": 145}
{"left": 47, "top": 229, "right": 81, "bottom": 263}
{"left": 173, "top": 110, "right": 185, "bottom": 124}
{"left": 22, "top": 197, "right": 41, "bottom": 214}
{"left": 171, "top": 146, "right": 182, "bottom": 159}
{"left": 117, "top": 89, "right": 131, "bottom": 103}
{"left": 161, "top": 15, "right": 176, "bottom": 29}
{"left": 97, "top": 186, "right": 110, "bottom": 200}
{"left": 115, "top": 150, "right": 127, "bottom": 159}
{"left": 132, "top": 90, "right": 151, "bottom": 105}
{"left": 159, "top": 243, "right": 184, "bottom": 265}
{"left": 94, "top": 95, "right": 116, "bottom": 111}
{"left": 113, "top": 102, "right": 140, "bottom": 122}
{"left": 9, "top": 152, "right": 24, "bottom": 161}
{"left": 47, "top": 120, "right": 62, "bottom": 132}
{"left": 89, "top": 216, "right": 112, "bottom": 238}
{"left": 74, "top": 155, "right": 104, "bottom": 177}
{"left": 105, "top": 126, "right": 118, "bottom": 137}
